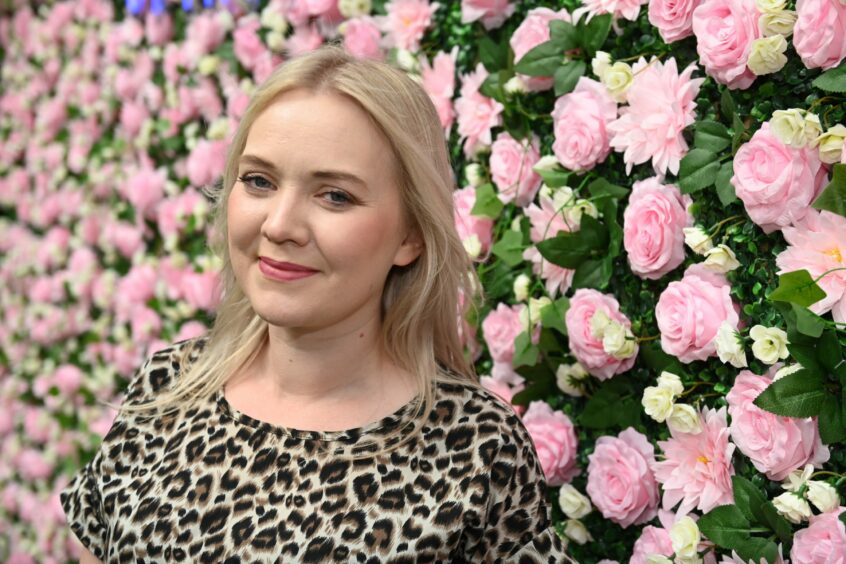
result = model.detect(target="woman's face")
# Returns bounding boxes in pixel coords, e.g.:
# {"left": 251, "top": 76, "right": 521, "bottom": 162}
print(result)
{"left": 227, "top": 88, "right": 421, "bottom": 333}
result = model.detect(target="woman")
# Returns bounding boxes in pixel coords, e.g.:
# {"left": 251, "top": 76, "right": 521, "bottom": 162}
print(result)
{"left": 61, "top": 44, "right": 570, "bottom": 563}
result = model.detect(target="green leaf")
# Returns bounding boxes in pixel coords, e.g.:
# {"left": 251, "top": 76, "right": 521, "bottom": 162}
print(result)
{"left": 695, "top": 120, "right": 732, "bottom": 153}
{"left": 540, "top": 297, "right": 569, "bottom": 335}
{"left": 640, "top": 341, "right": 685, "bottom": 375}
{"left": 819, "top": 329, "right": 843, "bottom": 371}
{"left": 791, "top": 303, "right": 826, "bottom": 338}
{"left": 599, "top": 197, "right": 622, "bottom": 258}
{"left": 678, "top": 149, "right": 720, "bottom": 194}
{"left": 698, "top": 504, "right": 751, "bottom": 548}
{"left": 732, "top": 114, "right": 746, "bottom": 154}
{"left": 579, "top": 379, "right": 630, "bottom": 429}
{"left": 536, "top": 215, "right": 609, "bottom": 269}
{"left": 819, "top": 395, "right": 846, "bottom": 444}
{"left": 502, "top": 107, "right": 530, "bottom": 140}
{"left": 812, "top": 60, "right": 846, "bottom": 93}
{"left": 577, "top": 13, "right": 612, "bottom": 56}
{"left": 536, "top": 167, "right": 571, "bottom": 188}
{"left": 470, "top": 183, "right": 504, "bottom": 219}
{"left": 513, "top": 331, "right": 539, "bottom": 368}
{"left": 515, "top": 40, "right": 564, "bottom": 77}
{"left": 479, "top": 72, "right": 506, "bottom": 104}
{"left": 735, "top": 537, "right": 779, "bottom": 564}
{"left": 812, "top": 163, "right": 846, "bottom": 218}
{"left": 753, "top": 368, "right": 826, "bottom": 417}
{"left": 480, "top": 35, "right": 510, "bottom": 72}
{"left": 732, "top": 476, "right": 768, "bottom": 525}
{"left": 761, "top": 501, "right": 793, "bottom": 544}
{"left": 553, "top": 61, "right": 586, "bottom": 96}
{"left": 571, "top": 255, "right": 613, "bottom": 291}
{"left": 549, "top": 19, "right": 579, "bottom": 51}
{"left": 721, "top": 88, "right": 736, "bottom": 123}
{"left": 588, "top": 178, "right": 629, "bottom": 199}
{"left": 768, "top": 270, "right": 827, "bottom": 307}
{"left": 715, "top": 161, "right": 737, "bottom": 205}
{"left": 492, "top": 229, "right": 526, "bottom": 267}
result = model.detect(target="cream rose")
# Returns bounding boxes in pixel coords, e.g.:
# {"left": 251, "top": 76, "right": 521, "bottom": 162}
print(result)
{"left": 773, "top": 491, "right": 812, "bottom": 523}
{"left": 668, "top": 403, "right": 703, "bottom": 434}
{"left": 703, "top": 244, "right": 741, "bottom": 272}
{"left": 558, "top": 484, "right": 593, "bottom": 519}
{"left": 642, "top": 386, "right": 675, "bottom": 422}
{"left": 683, "top": 226, "right": 714, "bottom": 254}
{"left": 670, "top": 516, "right": 701, "bottom": 558}
{"left": 817, "top": 124, "right": 846, "bottom": 164}
{"left": 759, "top": 10, "right": 797, "bottom": 36}
{"left": 747, "top": 34, "right": 789, "bottom": 75}
{"left": 657, "top": 371, "right": 684, "bottom": 397}
{"left": 750, "top": 325, "right": 789, "bottom": 364}
{"left": 807, "top": 481, "right": 840, "bottom": 513}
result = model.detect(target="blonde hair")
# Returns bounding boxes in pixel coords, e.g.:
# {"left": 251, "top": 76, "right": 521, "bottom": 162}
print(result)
{"left": 107, "top": 44, "right": 486, "bottom": 456}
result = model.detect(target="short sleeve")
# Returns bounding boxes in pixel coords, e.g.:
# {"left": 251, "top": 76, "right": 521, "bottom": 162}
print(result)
{"left": 462, "top": 416, "right": 571, "bottom": 563}
{"left": 60, "top": 449, "right": 108, "bottom": 560}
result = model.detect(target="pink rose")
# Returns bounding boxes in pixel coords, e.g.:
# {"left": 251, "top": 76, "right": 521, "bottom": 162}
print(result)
{"left": 587, "top": 428, "right": 660, "bottom": 528}
{"left": 552, "top": 77, "right": 617, "bottom": 172}
{"left": 53, "top": 364, "right": 83, "bottom": 395}
{"left": 727, "top": 368, "right": 830, "bottom": 481}
{"left": 481, "top": 302, "right": 525, "bottom": 365}
{"left": 793, "top": 0, "right": 846, "bottom": 70}
{"left": 343, "top": 16, "right": 384, "bottom": 61}
{"left": 731, "top": 122, "right": 827, "bottom": 233}
{"left": 455, "top": 63, "right": 504, "bottom": 158}
{"left": 234, "top": 19, "right": 265, "bottom": 70}
{"left": 521, "top": 400, "right": 579, "bottom": 486}
{"left": 181, "top": 269, "right": 222, "bottom": 312}
{"left": 490, "top": 132, "right": 542, "bottom": 207}
{"left": 623, "top": 177, "right": 692, "bottom": 279}
{"left": 581, "top": 0, "right": 648, "bottom": 20}
{"left": 144, "top": 12, "right": 173, "bottom": 45}
{"left": 510, "top": 7, "right": 571, "bottom": 91}
{"left": 524, "top": 194, "right": 575, "bottom": 243}
{"left": 608, "top": 57, "right": 703, "bottom": 175}
{"left": 184, "top": 12, "right": 226, "bottom": 58}
{"left": 380, "top": 0, "right": 439, "bottom": 51}
{"left": 121, "top": 165, "right": 166, "bottom": 219}
{"left": 630, "top": 525, "right": 674, "bottom": 564}
{"left": 565, "top": 289, "right": 638, "bottom": 380}
{"left": 185, "top": 139, "right": 227, "bottom": 188}
{"left": 461, "top": 0, "right": 515, "bottom": 30}
{"left": 777, "top": 211, "right": 846, "bottom": 323}
{"left": 130, "top": 305, "right": 163, "bottom": 342}
{"left": 691, "top": 0, "right": 760, "bottom": 89}
{"left": 453, "top": 185, "right": 494, "bottom": 256}
{"left": 286, "top": 24, "right": 324, "bottom": 57}
{"left": 420, "top": 48, "right": 457, "bottom": 132}
{"left": 648, "top": 0, "right": 702, "bottom": 42}
{"left": 656, "top": 264, "right": 739, "bottom": 363}
{"left": 480, "top": 375, "right": 525, "bottom": 416}
{"left": 791, "top": 507, "right": 846, "bottom": 563}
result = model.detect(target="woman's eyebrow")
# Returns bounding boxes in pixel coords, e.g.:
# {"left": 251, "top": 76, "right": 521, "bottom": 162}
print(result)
{"left": 238, "top": 154, "right": 369, "bottom": 189}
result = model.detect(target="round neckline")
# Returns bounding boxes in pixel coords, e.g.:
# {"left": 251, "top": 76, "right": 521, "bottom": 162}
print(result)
{"left": 214, "top": 385, "right": 423, "bottom": 442}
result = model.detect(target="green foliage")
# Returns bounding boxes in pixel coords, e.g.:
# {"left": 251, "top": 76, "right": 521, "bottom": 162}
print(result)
{"left": 768, "top": 270, "right": 827, "bottom": 307}
{"left": 812, "top": 60, "right": 846, "bottom": 93}
{"left": 812, "top": 163, "right": 846, "bottom": 218}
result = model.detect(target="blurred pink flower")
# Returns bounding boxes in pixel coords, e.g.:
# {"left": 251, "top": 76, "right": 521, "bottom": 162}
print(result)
{"left": 119, "top": 100, "right": 148, "bottom": 139}
{"left": 692, "top": 0, "right": 760, "bottom": 89}
{"left": 461, "top": 0, "right": 516, "bottom": 30}
{"left": 510, "top": 7, "right": 571, "bottom": 91}
{"left": 608, "top": 57, "right": 703, "bottom": 175}
{"left": 234, "top": 17, "right": 265, "bottom": 70}
{"left": 791, "top": 507, "right": 846, "bottom": 563}
{"left": 453, "top": 185, "right": 494, "bottom": 256}
{"left": 16, "top": 448, "right": 52, "bottom": 481}
{"left": 116, "top": 264, "right": 157, "bottom": 314}
{"left": 455, "top": 63, "right": 504, "bottom": 158}
{"left": 144, "top": 12, "right": 173, "bottom": 45}
{"left": 648, "top": 0, "right": 702, "bottom": 42}
{"left": 524, "top": 194, "right": 575, "bottom": 243}
{"left": 490, "top": 132, "right": 542, "bottom": 206}
{"left": 521, "top": 400, "right": 579, "bottom": 485}
{"left": 380, "top": 0, "right": 439, "bottom": 51}
{"left": 653, "top": 406, "right": 736, "bottom": 514}
{"left": 175, "top": 320, "right": 208, "bottom": 343}
{"left": 186, "top": 140, "right": 227, "bottom": 188}
{"left": 121, "top": 165, "right": 166, "bottom": 219}
{"left": 777, "top": 211, "right": 846, "bottom": 323}
{"left": 482, "top": 302, "right": 525, "bottom": 365}
{"left": 552, "top": 77, "right": 617, "bottom": 172}
{"left": 630, "top": 525, "right": 674, "bottom": 564}
{"left": 181, "top": 269, "right": 222, "bottom": 311}
{"left": 54, "top": 364, "right": 83, "bottom": 395}
{"left": 580, "top": 0, "right": 648, "bottom": 20}
{"left": 286, "top": 23, "right": 324, "bottom": 57}
{"left": 183, "top": 12, "right": 227, "bottom": 59}
{"left": 342, "top": 16, "right": 384, "bottom": 61}
{"left": 793, "top": 0, "right": 846, "bottom": 70}
{"left": 419, "top": 47, "right": 458, "bottom": 132}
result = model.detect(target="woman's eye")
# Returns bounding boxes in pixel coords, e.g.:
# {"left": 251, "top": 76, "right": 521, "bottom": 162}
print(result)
{"left": 238, "top": 174, "right": 272, "bottom": 191}
{"left": 322, "top": 190, "right": 353, "bottom": 207}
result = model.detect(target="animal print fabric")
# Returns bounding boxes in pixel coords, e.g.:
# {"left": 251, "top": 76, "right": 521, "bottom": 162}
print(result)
{"left": 61, "top": 337, "right": 569, "bottom": 562}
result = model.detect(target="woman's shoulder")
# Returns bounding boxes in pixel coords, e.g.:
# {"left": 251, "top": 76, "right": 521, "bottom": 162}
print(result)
{"left": 122, "top": 335, "right": 209, "bottom": 405}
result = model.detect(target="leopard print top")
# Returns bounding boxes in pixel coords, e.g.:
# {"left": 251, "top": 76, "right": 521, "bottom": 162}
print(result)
{"left": 61, "top": 336, "right": 569, "bottom": 563}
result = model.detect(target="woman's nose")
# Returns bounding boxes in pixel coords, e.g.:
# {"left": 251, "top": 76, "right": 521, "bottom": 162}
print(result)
{"left": 260, "top": 188, "right": 310, "bottom": 246}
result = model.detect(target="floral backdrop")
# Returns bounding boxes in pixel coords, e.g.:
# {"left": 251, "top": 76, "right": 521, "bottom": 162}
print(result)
{"left": 1, "top": 0, "right": 846, "bottom": 561}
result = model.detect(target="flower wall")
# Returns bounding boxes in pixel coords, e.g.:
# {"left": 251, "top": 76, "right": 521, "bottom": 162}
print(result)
{"left": 2, "top": 0, "right": 846, "bottom": 561}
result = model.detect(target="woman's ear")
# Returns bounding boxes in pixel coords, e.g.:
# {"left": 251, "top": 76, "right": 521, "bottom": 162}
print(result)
{"left": 393, "top": 226, "right": 424, "bottom": 267}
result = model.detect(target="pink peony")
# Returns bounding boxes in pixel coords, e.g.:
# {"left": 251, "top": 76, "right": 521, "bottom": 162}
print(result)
{"left": 524, "top": 194, "right": 576, "bottom": 243}
{"left": 791, "top": 507, "right": 846, "bottom": 564}
{"left": 731, "top": 122, "right": 827, "bottom": 233}
{"left": 776, "top": 211, "right": 846, "bottom": 323}
{"left": 656, "top": 264, "right": 739, "bottom": 363}
{"left": 489, "top": 132, "right": 542, "bottom": 207}
{"left": 608, "top": 57, "right": 703, "bottom": 175}
{"left": 586, "top": 428, "right": 660, "bottom": 528}
{"left": 461, "top": 0, "right": 515, "bottom": 30}
{"left": 653, "top": 406, "right": 736, "bottom": 514}
{"left": 455, "top": 63, "right": 504, "bottom": 158}
{"left": 521, "top": 400, "right": 579, "bottom": 486}
{"left": 481, "top": 302, "right": 525, "bottom": 365}
{"left": 793, "top": 0, "right": 846, "bottom": 71}
{"left": 565, "top": 288, "right": 638, "bottom": 380}
{"left": 453, "top": 185, "right": 494, "bottom": 256}
{"left": 522, "top": 246, "right": 574, "bottom": 298}
{"left": 419, "top": 47, "right": 458, "bottom": 133}
{"left": 623, "top": 177, "right": 692, "bottom": 279}
{"left": 727, "top": 368, "right": 830, "bottom": 481}
{"left": 510, "top": 7, "right": 572, "bottom": 92}
{"left": 342, "top": 16, "right": 384, "bottom": 61}
{"left": 691, "top": 0, "right": 760, "bottom": 89}
{"left": 552, "top": 77, "right": 617, "bottom": 172}
{"left": 380, "top": 0, "right": 439, "bottom": 51}
{"left": 630, "top": 525, "right": 674, "bottom": 564}
{"left": 648, "top": 0, "right": 702, "bottom": 42}
{"left": 580, "top": 0, "right": 648, "bottom": 20}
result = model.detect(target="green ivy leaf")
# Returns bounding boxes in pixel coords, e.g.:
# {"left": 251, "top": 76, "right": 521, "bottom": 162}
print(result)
{"left": 791, "top": 303, "right": 826, "bottom": 338}
{"left": 695, "top": 120, "right": 732, "bottom": 153}
{"left": 812, "top": 163, "right": 846, "bottom": 218}
{"left": 540, "top": 297, "right": 570, "bottom": 335}
{"left": 470, "top": 183, "right": 504, "bottom": 219}
{"left": 768, "top": 270, "right": 827, "bottom": 307}
{"left": 679, "top": 149, "right": 720, "bottom": 194}
{"left": 553, "top": 61, "right": 586, "bottom": 96}
{"left": 812, "top": 60, "right": 846, "bottom": 93}
{"left": 819, "top": 329, "right": 843, "bottom": 371}
{"left": 549, "top": 19, "right": 579, "bottom": 51}
{"left": 715, "top": 161, "right": 737, "bottom": 205}
{"left": 515, "top": 40, "right": 564, "bottom": 77}
{"left": 536, "top": 167, "right": 571, "bottom": 188}
{"left": 640, "top": 342, "right": 685, "bottom": 375}
{"left": 819, "top": 395, "right": 846, "bottom": 444}
{"left": 753, "top": 368, "right": 826, "bottom": 417}
{"left": 588, "top": 178, "right": 629, "bottom": 199}
{"left": 513, "top": 331, "right": 540, "bottom": 368}
{"left": 698, "top": 504, "right": 751, "bottom": 548}
{"left": 492, "top": 229, "right": 526, "bottom": 267}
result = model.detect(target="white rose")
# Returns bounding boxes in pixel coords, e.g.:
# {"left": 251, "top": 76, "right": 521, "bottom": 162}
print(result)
{"left": 657, "top": 371, "right": 684, "bottom": 397}
{"left": 750, "top": 325, "right": 789, "bottom": 365}
{"left": 556, "top": 362, "right": 589, "bottom": 397}
{"left": 642, "top": 386, "right": 675, "bottom": 423}
{"left": 807, "top": 481, "right": 840, "bottom": 513}
{"left": 602, "top": 322, "right": 637, "bottom": 359}
{"left": 783, "top": 464, "right": 815, "bottom": 493}
{"left": 198, "top": 55, "right": 220, "bottom": 76}
{"left": 395, "top": 49, "right": 419, "bottom": 72}
{"left": 519, "top": 297, "right": 552, "bottom": 331}
{"left": 590, "top": 309, "right": 612, "bottom": 338}
{"left": 683, "top": 226, "right": 714, "bottom": 255}
{"left": 266, "top": 31, "right": 285, "bottom": 52}
{"left": 670, "top": 516, "right": 701, "bottom": 558}
{"left": 558, "top": 484, "right": 593, "bottom": 519}
{"left": 564, "top": 519, "right": 593, "bottom": 545}
{"left": 533, "top": 155, "right": 561, "bottom": 172}
{"left": 504, "top": 75, "right": 528, "bottom": 94}
{"left": 513, "top": 274, "right": 531, "bottom": 302}
{"left": 773, "top": 492, "right": 812, "bottom": 524}
{"left": 702, "top": 244, "right": 741, "bottom": 272}
{"left": 602, "top": 62, "right": 633, "bottom": 103}
{"left": 755, "top": 0, "right": 786, "bottom": 11}
{"left": 563, "top": 199, "right": 599, "bottom": 227}
{"left": 645, "top": 556, "right": 673, "bottom": 564}
{"left": 804, "top": 113, "right": 823, "bottom": 147}
{"left": 552, "top": 186, "right": 577, "bottom": 210}
{"left": 260, "top": 5, "right": 289, "bottom": 33}
{"left": 759, "top": 10, "right": 797, "bottom": 37}
{"left": 773, "top": 363, "right": 803, "bottom": 381}
{"left": 667, "top": 403, "right": 703, "bottom": 434}
{"left": 464, "top": 163, "right": 484, "bottom": 187}
{"left": 591, "top": 51, "right": 612, "bottom": 79}
{"left": 714, "top": 321, "right": 748, "bottom": 368}
{"left": 462, "top": 235, "right": 482, "bottom": 258}
{"left": 817, "top": 124, "right": 846, "bottom": 164}
{"left": 747, "top": 34, "right": 788, "bottom": 76}
{"left": 771, "top": 109, "right": 818, "bottom": 148}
